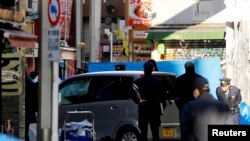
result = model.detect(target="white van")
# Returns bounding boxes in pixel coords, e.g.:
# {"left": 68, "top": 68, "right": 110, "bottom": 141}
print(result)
{"left": 58, "top": 71, "right": 180, "bottom": 141}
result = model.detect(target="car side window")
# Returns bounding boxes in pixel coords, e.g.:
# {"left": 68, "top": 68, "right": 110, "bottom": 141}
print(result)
{"left": 90, "top": 76, "right": 134, "bottom": 101}
{"left": 112, "top": 76, "right": 134, "bottom": 100}
{"left": 59, "top": 77, "right": 91, "bottom": 105}
{"left": 154, "top": 75, "right": 175, "bottom": 100}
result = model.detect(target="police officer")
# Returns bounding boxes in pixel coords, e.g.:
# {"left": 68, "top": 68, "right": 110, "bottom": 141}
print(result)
{"left": 216, "top": 78, "right": 242, "bottom": 124}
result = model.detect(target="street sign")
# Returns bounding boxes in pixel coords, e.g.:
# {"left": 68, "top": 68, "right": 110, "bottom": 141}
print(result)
{"left": 48, "top": 27, "right": 61, "bottom": 61}
{"left": 48, "top": 0, "right": 61, "bottom": 26}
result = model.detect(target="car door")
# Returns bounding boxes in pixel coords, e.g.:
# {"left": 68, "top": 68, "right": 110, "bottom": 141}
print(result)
{"left": 87, "top": 75, "right": 137, "bottom": 140}
{"left": 85, "top": 75, "right": 123, "bottom": 139}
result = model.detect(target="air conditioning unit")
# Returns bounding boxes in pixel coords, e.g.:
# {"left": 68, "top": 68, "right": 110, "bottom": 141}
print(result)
{"left": 26, "top": 0, "right": 38, "bottom": 13}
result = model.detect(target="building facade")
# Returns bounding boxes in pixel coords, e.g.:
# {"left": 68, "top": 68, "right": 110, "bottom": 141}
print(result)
{"left": 0, "top": 0, "right": 38, "bottom": 138}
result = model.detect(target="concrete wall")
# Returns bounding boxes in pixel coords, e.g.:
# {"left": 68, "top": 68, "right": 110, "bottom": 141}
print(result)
{"left": 152, "top": 0, "right": 227, "bottom": 25}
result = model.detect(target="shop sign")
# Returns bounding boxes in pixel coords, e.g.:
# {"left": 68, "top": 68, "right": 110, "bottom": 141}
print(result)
{"left": 122, "top": 40, "right": 129, "bottom": 56}
{"left": 24, "top": 48, "right": 38, "bottom": 58}
{"left": 133, "top": 30, "right": 148, "bottom": 39}
{"left": 2, "top": 51, "right": 23, "bottom": 96}
{"left": 113, "top": 44, "right": 123, "bottom": 57}
{"left": 102, "top": 45, "right": 110, "bottom": 52}
{"left": 192, "top": 0, "right": 213, "bottom": 22}
{"left": 127, "top": 0, "right": 152, "bottom": 26}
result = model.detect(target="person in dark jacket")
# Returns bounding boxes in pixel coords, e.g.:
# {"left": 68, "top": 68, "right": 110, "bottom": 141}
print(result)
{"left": 133, "top": 61, "right": 166, "bottom": 141}
{"left": 25, "top": 70, "right": 38, "bottom": 141}
{"left": 180, "top": 77, "right": 232, "bottom": 141}
{"left": 174, "top": 61, "right": 204, "bottom": 115}
{"left": 216, "top": 77, "right": 242, "bottom": 124}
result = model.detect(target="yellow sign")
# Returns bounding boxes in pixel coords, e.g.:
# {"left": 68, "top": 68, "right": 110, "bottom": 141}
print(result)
{"left": 114, "top": 30, "right": 124, "bottom": 37}
{"left": 122, "top": 40, "right": 129, "bottom": 56}
{"left": 2, "top": 51, "right": 23, "bottom": 96}
{"left": 162, "top": 127, "right": 175, "bottom": 137}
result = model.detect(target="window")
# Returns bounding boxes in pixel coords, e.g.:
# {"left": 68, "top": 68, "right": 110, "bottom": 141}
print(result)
{"left": 91, "top": 76, "right": 134, "bottom": 101}
{"left": 59, "top": 77, "right": 91, "bottom": 105}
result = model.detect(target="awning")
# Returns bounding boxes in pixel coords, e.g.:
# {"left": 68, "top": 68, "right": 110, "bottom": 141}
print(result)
{"left": 7, "top": 38, "right": 36, "bottom": 48}
{"left": 146, "top": 26, "right": 225, "bottom": 41}
{"left": 0, "top": 28, "right": 37, "bottom": 48}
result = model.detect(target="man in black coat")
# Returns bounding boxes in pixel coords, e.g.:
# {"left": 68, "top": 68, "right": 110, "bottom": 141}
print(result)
{"left": 25, "top": 71, "right": 38, "bottom": 141}
{"left": 175, "top": 61, "right": 204, "bottom": 115}
{"left": 180, "top": 77, "right": 232, "bottom": 141}
{"left": 216, "top": 78, "right": 242, "bottom": 124}
{"left": 133, "top": 61, "right": 166, "bottom": 141}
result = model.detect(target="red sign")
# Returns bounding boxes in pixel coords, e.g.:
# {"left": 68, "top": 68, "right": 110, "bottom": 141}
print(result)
{"left": 48, "top": 0, "right": 61, "bottom": 27}
{"left": 58, "top": 0, "right": 73, "bottom": 39}
{"left": 127, "top": 0, "right": 152, "bottom": 27}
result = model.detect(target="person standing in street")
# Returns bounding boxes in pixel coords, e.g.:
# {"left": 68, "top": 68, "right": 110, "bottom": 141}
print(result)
{"left": 25, "top": 70, "right": 38, "bottom": 141}
{"left": 174, "top": 61, "right": 204, "bottom": 115}
{"left": 180, "top": 77, "right": 232, "bottom": 141}
{"left": 216, "top": 77, "right": 242, "bottom": 124}
{"left": 132, "top": 61, "right": 166, "bottom": 141}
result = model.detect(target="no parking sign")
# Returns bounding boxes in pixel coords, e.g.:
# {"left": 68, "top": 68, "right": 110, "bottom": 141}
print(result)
{"left": 48, "top": 0, "right": 61, "bottom": 27}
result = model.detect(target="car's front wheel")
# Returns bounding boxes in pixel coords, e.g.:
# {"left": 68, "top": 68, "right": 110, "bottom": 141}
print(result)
{"left": 116, "top": 126, "right": 140, "bottom": 141}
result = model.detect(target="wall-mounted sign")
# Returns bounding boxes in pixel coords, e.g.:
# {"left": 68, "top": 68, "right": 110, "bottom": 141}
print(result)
{"left": 133, "top": 30, "right": 148, "bottom": 39}
{"left": 2, "top": 51, "right": 23, "bottom": 96}
{"left": 127, "top": 0, "right": 152, "bottom": 27}
{"left": 48, "top": 27, "right": 61, "bottom": 61}
{"left": 192, "top": 0, "right": 213, "bottom": 22}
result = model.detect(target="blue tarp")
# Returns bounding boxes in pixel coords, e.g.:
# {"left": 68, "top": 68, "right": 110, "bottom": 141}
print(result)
{"left": 240, "top": 102, "right": 250, "bottom": 124}
{"left": 0, "top": 133, "right": 23, "bottom": 141}
{"left": 88, "top": 57, "right": 222, "bottom": 99}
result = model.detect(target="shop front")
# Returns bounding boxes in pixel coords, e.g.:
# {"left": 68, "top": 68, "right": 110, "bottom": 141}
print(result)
{"left": 0, "top": 27, "right": 37, "bottom": 96}
{"left": 0, "top": 26, "right": 38, "bottom": 137}
{"left": 145, "top": 24, "right": 226, "bottom": 61}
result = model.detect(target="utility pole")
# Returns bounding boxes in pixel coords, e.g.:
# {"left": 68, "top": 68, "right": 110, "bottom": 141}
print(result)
{"left": 90, "top": 0, "right": 101, "bottom": 62}
{"left": 38, "top": 0, "right": 52, "bottom": 140}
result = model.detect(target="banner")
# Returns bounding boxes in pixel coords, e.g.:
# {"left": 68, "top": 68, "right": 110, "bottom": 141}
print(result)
{"left": 58, "top": 0, "right": 73, "bottom": 39}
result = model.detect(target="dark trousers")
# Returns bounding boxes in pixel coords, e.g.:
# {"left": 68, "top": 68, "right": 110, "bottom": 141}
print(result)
{"left": 139, "top": 119, "right": 160, "bottom": 141}
{"left": 138, "top": 105, "right": 160, "bottom": 141}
